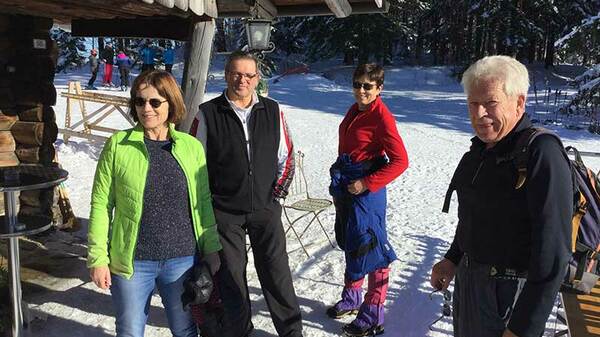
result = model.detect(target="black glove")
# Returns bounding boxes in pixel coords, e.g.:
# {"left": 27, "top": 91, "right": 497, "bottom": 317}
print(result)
{"left": 181, "top": 263, "right": 213, "bottom": 311}
{"left": 273, "top": 183, "right": 289, "bottom": 200}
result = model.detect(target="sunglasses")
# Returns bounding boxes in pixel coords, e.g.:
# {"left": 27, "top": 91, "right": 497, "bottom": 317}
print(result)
{"left": 134, "top": 97, "right": 168, "bottom": 108}
{"left": 228, "top": 72, "right": 259, "bottom": 80}
{"left": 352, "top": 81, "right": 377, "bottom": 90}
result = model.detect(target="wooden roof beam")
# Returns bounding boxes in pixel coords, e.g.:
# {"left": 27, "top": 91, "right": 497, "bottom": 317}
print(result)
{"left": 267, "top": 1, "right": 389, "bottom": 17}
{"left": 71, "top": 16, "right": 197, "bottom": 40}
{"left": 248, "top": 0, "right": 277, "bottom": 19}
{"left": 324, "top": 0, "right": 351, "bottom": 18}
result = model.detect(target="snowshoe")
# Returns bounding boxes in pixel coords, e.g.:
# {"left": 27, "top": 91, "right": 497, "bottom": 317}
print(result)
{"left": 342, "top": 322, "right": 384, "bottom": 336}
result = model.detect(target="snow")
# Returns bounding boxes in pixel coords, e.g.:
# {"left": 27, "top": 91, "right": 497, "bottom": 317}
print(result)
{"left": 555, "top": 11, "right": 600, "bottom": 48}
{"left": 24, "top": 63, "right": 600, "bottom": 337}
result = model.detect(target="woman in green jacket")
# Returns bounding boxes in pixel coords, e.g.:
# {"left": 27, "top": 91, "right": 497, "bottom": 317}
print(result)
{"left": 87, "top": 70, "right": 221, "bottom": 337}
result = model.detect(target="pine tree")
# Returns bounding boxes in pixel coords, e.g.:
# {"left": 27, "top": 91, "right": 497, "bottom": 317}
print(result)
{"left": 50, "top": 27, "right": 86, "bottom": 73}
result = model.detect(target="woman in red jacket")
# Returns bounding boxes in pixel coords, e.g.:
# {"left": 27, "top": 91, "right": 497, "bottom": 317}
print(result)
{"left": 328, "top": 64, "right": 409, "bottom": 336}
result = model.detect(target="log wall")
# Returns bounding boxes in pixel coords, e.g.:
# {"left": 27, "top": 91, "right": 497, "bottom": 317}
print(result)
{"left": 0, "top": 13, "right": 60, "bottom": 222}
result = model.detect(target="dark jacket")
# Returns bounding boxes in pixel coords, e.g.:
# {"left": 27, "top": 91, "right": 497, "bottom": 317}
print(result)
{"left": 444, "top": 115, "right": 572, "bottom": 337}
{"left": 200, "top": 93, "right": 281, "bottom": 213}
{"left": 101, "top": 47, "right": 115, "bottom": 65}
{"left": 89, "top": 55, "right": 98, "bottom": 72}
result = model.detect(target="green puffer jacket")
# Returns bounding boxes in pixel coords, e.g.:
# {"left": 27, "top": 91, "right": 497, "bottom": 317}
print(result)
{"left": 87, "top": 123, "right": 221, "bottom": 279}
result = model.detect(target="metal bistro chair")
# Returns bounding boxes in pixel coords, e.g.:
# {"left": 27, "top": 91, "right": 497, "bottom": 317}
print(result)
{"left": 282, "top": 150, "right": 335, "bottom": 257}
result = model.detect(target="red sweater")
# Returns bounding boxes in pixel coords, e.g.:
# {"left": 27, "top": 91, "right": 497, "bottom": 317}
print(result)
{"left": 338, "top": 96, "right": 409, "bottom": 192}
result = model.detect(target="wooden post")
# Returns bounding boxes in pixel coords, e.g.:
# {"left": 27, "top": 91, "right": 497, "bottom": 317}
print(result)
{"left": 179, "top": 18, "right": 215, "bottom": 133}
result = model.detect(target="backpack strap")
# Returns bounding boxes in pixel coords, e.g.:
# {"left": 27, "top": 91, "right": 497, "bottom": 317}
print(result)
{"left": 442, "top": 149, "right": 477, "bottom": 213}
{"left": 442, "top": 183, "right": 455, "bottom": 213}
{"left": 508, "top": 127, "right": 560, "bottom": 190}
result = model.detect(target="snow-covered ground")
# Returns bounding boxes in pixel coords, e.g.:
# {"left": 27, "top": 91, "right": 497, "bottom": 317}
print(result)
{"left": 23, "top": 63, "right": 600, "bottom": 337}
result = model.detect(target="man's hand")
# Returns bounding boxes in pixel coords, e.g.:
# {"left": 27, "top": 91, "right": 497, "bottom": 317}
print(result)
{"left": 273, "top": 183, "right": 288, "bottom": 199}
{"left": 90, "top": 266, "right": 111, "bottom": 289}
{"left": 502, "top": 329, "right": 519, "bottom": 337}
{"left": 347, "top": 179, "right": 367, "bottom": 195}
{"left": 430, "top": 258, "right": 456, "bottom": 290}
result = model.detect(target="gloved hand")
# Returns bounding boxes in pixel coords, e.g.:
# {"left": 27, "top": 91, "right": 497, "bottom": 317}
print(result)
{"left": 182, "top": 264, "right": 213, "bottom": 311}
{"left": 181, "top": 252, "right": 221, "bottom": 311}
{"left": 273, "top": 183, "right": 289, "bottom": 200}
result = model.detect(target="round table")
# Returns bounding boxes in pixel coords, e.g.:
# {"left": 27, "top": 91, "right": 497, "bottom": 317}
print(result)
{"left": 0, "top": 165, "right": 68, "bottom": 337}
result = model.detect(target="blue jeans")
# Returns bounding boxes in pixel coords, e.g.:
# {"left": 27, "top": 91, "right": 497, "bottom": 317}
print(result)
{"left": 111, "top": 255, "right": 197, "bottom": 337}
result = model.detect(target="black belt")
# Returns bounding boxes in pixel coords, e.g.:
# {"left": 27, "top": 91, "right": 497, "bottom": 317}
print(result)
{"left": 463, "top": 255, "right": 528, "bottom": 279}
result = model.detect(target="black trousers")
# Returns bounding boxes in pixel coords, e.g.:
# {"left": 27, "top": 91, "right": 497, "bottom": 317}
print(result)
{"left": 453, "top": 256, "right": 527, "bottom": 337}
{"left": 87, "top": 70, "right": 97, "bottom": 87}
{"left": 119, "top": 68, "right": 130, "bottom": 87}
{"left": 214, "top": 202, "right": 303, "bottom": 337}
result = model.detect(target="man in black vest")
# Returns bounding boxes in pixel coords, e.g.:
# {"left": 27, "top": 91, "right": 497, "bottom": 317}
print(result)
{"left": 190, "top": 51, "right": 301, "bottom": 337}
{"left": 430, "top": 56, "right": 572, "bottom": 337}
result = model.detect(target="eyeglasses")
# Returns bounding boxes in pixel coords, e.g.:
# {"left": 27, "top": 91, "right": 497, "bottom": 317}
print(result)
{"left": 228, "top": 72, "right": 259, "bottom": 81}
{"left": 352, "top": 81, "right": 377, "bottom": 91}
{"left": 134, "top": 97, "right": 168, "bottom": 108}
{"left": 428, "top": 289, "right": 452, "bottom": 330}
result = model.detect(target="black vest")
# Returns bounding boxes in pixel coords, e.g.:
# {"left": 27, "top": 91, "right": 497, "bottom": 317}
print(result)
{"left": 200, "top": 93, "right": 280, "bottom": 213}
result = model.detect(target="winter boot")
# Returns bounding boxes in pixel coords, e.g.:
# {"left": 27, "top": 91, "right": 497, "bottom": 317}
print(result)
{"left": 342, "top": 304, "right": 385, "bottom": 336}
{"left": 326, "top": 287, "right": 362, "bottom": 319}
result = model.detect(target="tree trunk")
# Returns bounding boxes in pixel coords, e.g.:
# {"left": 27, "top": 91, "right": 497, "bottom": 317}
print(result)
{"left": 98, "top": 37, "right": 105, "bottom": 51}
{"left": 544, "top": 29, "right": 555, "bottom": 68}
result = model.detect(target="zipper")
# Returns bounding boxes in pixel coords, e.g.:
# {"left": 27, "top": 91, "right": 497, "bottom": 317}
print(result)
{"left": 471, "top": 158, "right": 484, "bottom": 185}
{"left": 171, "top": 142, "right": 200, "bottom": 246}
{"left": 130, "top": 139, "right": 149, "bottom": 275}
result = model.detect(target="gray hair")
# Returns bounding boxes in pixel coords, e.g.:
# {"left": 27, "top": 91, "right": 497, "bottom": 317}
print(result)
{"left": 461, "top": 55, "right": 529, "bottom": 97}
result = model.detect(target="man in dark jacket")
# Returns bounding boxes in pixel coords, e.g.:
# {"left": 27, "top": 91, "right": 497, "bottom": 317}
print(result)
{"left": 86, "top": 48, "right": 98, "bottom": 90}
{"left": 430, "top": 55, "right": 572, "bottom": 337}
{"left": 100, "top": 43, "right": 115, "bottom": 87}
{"left": 190, "top": 51, "right": 301, "bottom": 337}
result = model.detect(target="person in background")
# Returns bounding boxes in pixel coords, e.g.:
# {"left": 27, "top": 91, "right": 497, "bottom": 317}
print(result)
{"left": 88, "top": 70, "right": 222, "bottom": 337}
{"left": 86, "top": 48, "right": 99, "bottom": 90}
{"left": 141, "top": 43, "right": 156, "bottom": 72}
{"left": 327, "top": 63, "right": 409, "bottom": 337}
{"left": 164, "top": 43, "right": 175, "bottom": 74}
{"left": 189, "top": 51, "right": 301, "bottom": 337}
{"left": 430, "top": 55, "right": 572, "bottom": 337}
{"left": 101, "top": 43, "right": 115, "bottom": 87}
{"left": 116, "top": 50, "right": 132, "bottom": 91}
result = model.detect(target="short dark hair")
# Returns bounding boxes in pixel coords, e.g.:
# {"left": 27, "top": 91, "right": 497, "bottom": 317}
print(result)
{"left": 129, "top": 70, "right": 186, "bottom": 125}
{"left": 353, "top": 63, "right": 384, "bottom": 87}
{"left": 225, "top": 50, "right": 258, "bottom": 73}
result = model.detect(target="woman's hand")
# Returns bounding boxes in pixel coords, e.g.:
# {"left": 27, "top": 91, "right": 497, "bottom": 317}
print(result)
{"left": 347, "top": 179, "right": 367, "bottom": 195}
{"left": 90, "top": 266, "right": 112, "bottom": 289}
